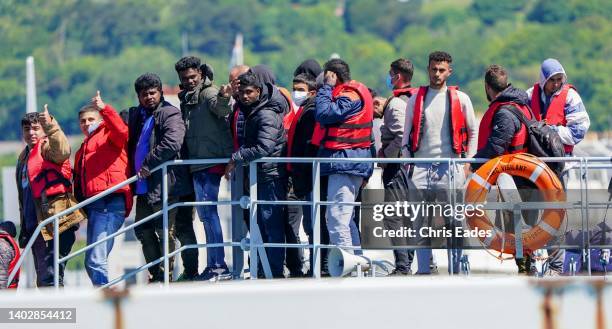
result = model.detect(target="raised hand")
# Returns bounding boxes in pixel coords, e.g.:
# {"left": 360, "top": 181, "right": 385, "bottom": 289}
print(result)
{"left": 324, "top": 71, "right": 337, "bottom": 86}
{"left": 91, "top": 90, "right": 105, "bottom": 110}
{"left": 219, "top": 84, "right": 232, "bottom": 98}
{"left": 39, "top": 104, "right": 51, "bottom": 126}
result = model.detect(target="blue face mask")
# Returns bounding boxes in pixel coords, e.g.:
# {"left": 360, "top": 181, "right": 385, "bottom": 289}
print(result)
{"left": 87, "top": 120, "right": 102, "bottom": 135}
{"left": 386, "top": 75, "right": 395, "bottom": 90}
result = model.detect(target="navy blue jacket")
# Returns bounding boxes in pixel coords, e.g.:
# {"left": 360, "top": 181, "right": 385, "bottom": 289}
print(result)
{"left": 315, "top": 84, "right": 374, "bottom": 178}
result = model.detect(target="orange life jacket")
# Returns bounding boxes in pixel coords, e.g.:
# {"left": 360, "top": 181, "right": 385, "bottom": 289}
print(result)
{"left": 477, "top": 101, "right": 531, "bottom": 154}
{"left": 27, "top": 140, "right": 72, "bottom": 199}
{"left": 530, "top": 83, "right": 575, "bottom": 154}
{"left": 311, "top": 80, "right": 373, "bottom": 150}
{"left": 408, "top": 86, "right": 468, "bottom": 156}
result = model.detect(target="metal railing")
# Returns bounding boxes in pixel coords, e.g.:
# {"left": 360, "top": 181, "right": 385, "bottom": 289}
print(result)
{"left": 7, "top": 156, "right": 612, "bottom": 288}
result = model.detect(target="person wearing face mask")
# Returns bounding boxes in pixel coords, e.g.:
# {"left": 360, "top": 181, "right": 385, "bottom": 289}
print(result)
{"left": 286, "top": 73, "right": 319, "bottom": 276}
{"left": 379, "top": 58, "right": 416, "bottom": 185}
{"left": 378, "top": 58, "right": 417, "bottom": 276}
{"left": 74, "top": 91, "right": 132, "bottom": 286}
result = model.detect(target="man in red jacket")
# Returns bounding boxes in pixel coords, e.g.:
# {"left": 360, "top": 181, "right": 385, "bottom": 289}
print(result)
{"left": 74, "top": 91, "right": 132, "bottom": 286}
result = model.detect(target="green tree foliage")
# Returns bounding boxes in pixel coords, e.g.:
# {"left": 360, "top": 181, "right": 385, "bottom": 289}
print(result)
{"left": 0, "top": 0, "right": 609, "bottom": 140}
{"left": 471, "top": 0, "right": 528, "bottom": 25}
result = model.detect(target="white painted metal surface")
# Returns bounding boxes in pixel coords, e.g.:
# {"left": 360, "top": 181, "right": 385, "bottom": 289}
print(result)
{"left": 1, "top": 277, "right": 610, "bottom": 329}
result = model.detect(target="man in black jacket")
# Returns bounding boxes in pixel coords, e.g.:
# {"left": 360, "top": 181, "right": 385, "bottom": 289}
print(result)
{"left": 287, "top": 73, "right": 320, "bottom": 275}
{"left": 127, "top": 73, "right": 187, "bottom": 282}
{"left": 474, "top": 65, "right": 564, "bottom": 275}
{"left": 224, "top": 71, "right": 288, "bottom": 278}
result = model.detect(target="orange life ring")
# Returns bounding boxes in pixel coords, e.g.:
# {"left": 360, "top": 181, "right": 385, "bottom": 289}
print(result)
{"left": 465, "top": 153, "right": 566, "bottom": 255}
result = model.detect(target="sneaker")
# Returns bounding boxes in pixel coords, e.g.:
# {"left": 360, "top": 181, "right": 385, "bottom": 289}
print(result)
{"left": 175, "top": 272, "right": 198, "bottom": 282}
{"left": 196, "top": 266, "right": 232, "bottom": 282}
{"left": 389, "top": 269, "right": 412, "bottom": 276}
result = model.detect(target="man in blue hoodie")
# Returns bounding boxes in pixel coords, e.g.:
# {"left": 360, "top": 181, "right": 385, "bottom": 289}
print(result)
{"left": 313, "top": 59, "right": 374, "bottom": 250}
{"left": 526, "top": 58, "right": 590, "bottom": 157}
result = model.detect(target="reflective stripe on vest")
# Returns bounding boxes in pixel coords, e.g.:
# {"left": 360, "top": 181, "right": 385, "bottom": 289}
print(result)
{"left": 0, "top": 232, "right": 20, "bottom": 289}
{"left": 477, "top": 101, "right": 531, "bottom": 154}
{"left": 311, "top": 81, "right": 374, "bottom": 150}
{"left": 530, "top": 83, "right": 574, "bottom": 154}
{"left": 27, "top": 141, "right": 72, "bottom": 199}
{"left": 409, "top": 86, "right": 467, "bottom": 156}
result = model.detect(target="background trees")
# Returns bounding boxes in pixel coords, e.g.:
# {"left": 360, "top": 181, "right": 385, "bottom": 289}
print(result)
{"left": 0, "top": 0, "right": 610, "bottom": 139}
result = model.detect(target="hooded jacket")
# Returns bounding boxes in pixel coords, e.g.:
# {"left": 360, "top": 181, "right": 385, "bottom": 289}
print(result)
{"left": 178, "top": 77, "right": 232, "bottom": 173}
{"left": 293, "top": 59, "right": 322, "bottom": 79}
{"left": 525, "top": 58, "right": 590, "bottom": 153}
{"left": 473, "top": 86, "right": 530, "bottom": 162}
{"left": 231, "top": 83, "right": 288, "bottom": 181}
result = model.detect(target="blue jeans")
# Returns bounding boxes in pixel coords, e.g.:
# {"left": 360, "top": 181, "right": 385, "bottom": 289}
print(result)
{"left": 193, "top": 171, "right": 226, "bottom": 268}
{"left": 85, "top": 194, "right": 125, "bottom": 286}
{"left": 257, "top": 179, "right": 287, "bottom": 278}
{"left": 326, "top": 174, "right": 363, "bottom": 248}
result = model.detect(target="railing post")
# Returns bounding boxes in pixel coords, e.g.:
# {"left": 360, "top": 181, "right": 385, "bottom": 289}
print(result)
{"left": 312, "top": 161, "right": 321, "bottom": 278}
{"left": 53, "top": 217, "right": 59, "bottom": 289}
{"left": 231, "top": 164, "right": 246, "bottom": 278}
{"left": 448, "top": 159, "right": 455, "bottom": 276}
{"left": 162, "top": 164, "right": 170, "bottom": 286}
{"left": 584, "top": 158, "right": 592, "bottom": 276}
{"left": 249, "top": 162, "right": 258, "bottom": 280}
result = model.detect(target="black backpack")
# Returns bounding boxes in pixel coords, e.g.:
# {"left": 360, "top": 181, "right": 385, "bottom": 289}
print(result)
{"left": 507, "top": 106, "right": 565, "bottom": 174}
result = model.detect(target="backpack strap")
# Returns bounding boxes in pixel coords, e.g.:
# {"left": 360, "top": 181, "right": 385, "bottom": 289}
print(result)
{"left": 505, "top": 105, "right": 537, "bottom": 129}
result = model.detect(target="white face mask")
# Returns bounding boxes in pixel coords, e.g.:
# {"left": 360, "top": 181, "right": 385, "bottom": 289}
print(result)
{"left": 87, "top": 120, "right": 102, "bottom": 135}
{"left": 292, "top": 91, "right": 309, "bottom": 106}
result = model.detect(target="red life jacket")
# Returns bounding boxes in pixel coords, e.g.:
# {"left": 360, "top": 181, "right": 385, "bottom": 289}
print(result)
{"left": 477, "top": 101, "right": 531, "bottom": 154}
{"left": 409, "top": 86, "right": 468, "bottom": 156}
{"left": 311, "top": 80, "right": 373, "bottom": 150}
{"left": 278, "top": 87, "right": 295, "bottom": 131}
{"left": 530, "top": 83, "right": 575, "bottom": 154}
{"left": 286, "top": 105, "right": 307, "bottom": 172}
{"left": 27, "top": 140, "right": 72, "bottom": 199}
{"left": 0, "top": 231, "right": 20, "bottom": 289}
{"left": 392, "top": 87, "right": 418, "bottom": 99}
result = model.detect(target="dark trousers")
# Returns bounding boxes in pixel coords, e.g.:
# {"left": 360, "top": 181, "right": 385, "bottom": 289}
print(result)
{"left": 285, "top": 178, "right": 304, "bottom": 276}
{"left": 134, "top": 196, "right": 177, "bottom": 281}
{"left": 31, "top": 227, "right": 76, "bottom": 287}
{"left": 174, "top": 194, "right": 199, "bottom": 276}
{"left": 256, "top": 179, "right": 287, "bottom": 278}
{"left": 382, "top": 164, "right": 414, "bottom": 273}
